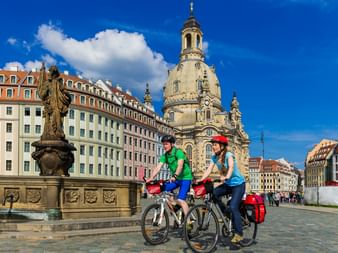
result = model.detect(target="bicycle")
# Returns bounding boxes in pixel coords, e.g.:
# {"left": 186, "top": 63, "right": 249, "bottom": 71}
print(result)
{"left": 183, "top": 179, "right": 258, "bottom": 253}
{"left": 140, "top": 178, "right": 196, "bottom": 245}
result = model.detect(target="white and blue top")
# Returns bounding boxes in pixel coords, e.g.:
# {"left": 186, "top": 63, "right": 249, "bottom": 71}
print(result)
{"left": 211, "top": 152, "right": 245, "bottom": 187}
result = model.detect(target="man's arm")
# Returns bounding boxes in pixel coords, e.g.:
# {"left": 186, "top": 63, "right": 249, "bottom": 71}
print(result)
{"left": 147, "top": 162, "right": 164, "bottom": 182}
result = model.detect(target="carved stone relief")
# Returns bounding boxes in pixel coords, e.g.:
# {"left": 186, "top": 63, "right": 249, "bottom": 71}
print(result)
{"left": 103, "top": 190, "right": 117, "bottom": 205}
{"left": 5, "top": 188, "right": 19, "bottom": 202}
{"left": 27, "top": 188, "right": 41, "bottom": 203}
{"left": 65, "top": 189, "right": 80, "bottom": 203}
{"left": 85, "top": 189, "right": 98, "bottom": 204}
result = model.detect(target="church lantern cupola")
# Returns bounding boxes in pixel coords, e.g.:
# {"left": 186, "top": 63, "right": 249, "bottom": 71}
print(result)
{"left": 180, "top": 1, "right": 204, "bottom": 62}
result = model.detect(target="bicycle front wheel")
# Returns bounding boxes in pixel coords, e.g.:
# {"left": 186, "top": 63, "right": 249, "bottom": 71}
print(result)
{"left": 240, "top": 209, "right": 257, "bottom": 247}
{"left": 183, "top": 204, "right": 219, "bottom": 253}
{"left": 141, "top": 203, "right": 169, "bottom": 245}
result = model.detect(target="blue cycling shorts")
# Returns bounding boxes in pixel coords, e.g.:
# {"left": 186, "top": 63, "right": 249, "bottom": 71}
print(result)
{"left": 164, "top": 180, "right": 191, "bottom": 201}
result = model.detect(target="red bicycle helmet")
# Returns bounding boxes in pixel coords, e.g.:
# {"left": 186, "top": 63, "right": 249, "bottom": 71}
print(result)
{"left": 210, "top": 135, "right": 228, "bottom": 144}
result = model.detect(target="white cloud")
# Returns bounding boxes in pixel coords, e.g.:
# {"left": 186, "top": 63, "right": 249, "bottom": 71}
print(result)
{"left": 36, "top": 24, "right": 170, "bottom": 100}
{"left": 202, "top": 41, "right": 209, "bottom": 59}
{"left": 7, "top": 37, "right": 17, "bottom": 45}
{"left": 41, "top": 54, "right": 57, "bottom": 66}
{"left": 3, "top": 60, "right": 43, "bottom": 71}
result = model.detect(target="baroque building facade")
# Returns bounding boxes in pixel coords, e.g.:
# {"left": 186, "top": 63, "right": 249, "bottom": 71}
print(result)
{"left": 162, "top": 8, "right": 250, "bottom": 178}
{"left": 0, "top": 67, "right": 173, "bottom": 180}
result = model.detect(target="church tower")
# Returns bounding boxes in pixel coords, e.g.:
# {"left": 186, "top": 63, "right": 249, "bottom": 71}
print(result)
{"left": 162, "top": 2, "right": 250, "bottom": 179}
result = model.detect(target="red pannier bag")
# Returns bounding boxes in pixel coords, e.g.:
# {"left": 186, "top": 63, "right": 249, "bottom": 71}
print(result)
{"left": 146, "top": 181, "right": 163, "bottom": 195}
{"left": 243, "top": 194, "right": 266, "bottom": 224}
{"left": 192, "top": 178, "right": 212, "bottom": 198}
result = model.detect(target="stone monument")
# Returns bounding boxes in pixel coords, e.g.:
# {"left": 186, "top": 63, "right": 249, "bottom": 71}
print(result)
{"left": 32, "top": 63, "right": 76, "bottom": 176}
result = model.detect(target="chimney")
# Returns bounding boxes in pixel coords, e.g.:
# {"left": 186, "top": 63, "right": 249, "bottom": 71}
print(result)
{"left": 9, "top": 66, "right": 18, "bottom": 71}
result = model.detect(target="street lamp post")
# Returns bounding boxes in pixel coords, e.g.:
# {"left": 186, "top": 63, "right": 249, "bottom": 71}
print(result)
{"left": 261, "top": 132, "right": 265, "bottom": 195}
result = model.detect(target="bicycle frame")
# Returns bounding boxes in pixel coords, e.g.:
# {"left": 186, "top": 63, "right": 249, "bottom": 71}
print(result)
{"left": 153, "top": 191, "right": 184, "bottom": 227}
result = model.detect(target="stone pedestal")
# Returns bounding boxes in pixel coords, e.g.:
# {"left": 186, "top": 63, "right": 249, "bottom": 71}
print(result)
{"left": 0, "top": 176, "right": 142, "bottom": 220}
{"left": 32, "top": 140, "right": 76, "bottom": 176}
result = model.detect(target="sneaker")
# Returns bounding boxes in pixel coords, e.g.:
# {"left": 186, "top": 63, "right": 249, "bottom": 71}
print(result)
{"left": 231, "top": 233, "right": 243, "bottom": 244}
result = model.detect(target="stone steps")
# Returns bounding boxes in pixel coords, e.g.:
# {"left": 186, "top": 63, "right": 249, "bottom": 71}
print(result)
{"left": 0, "top": 226, "right": 141, "bottom": 239}
{"left": 0, "top": 215, "right": 142, "bottom": 239}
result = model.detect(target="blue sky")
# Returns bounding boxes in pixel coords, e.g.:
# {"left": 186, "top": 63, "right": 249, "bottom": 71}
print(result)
{"left": 1, "top": 0, "right": 338, "bottom": 167}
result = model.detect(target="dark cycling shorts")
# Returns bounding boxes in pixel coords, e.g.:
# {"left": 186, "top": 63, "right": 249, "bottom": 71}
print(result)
{"left": 164, "top": 180, "right": 191, "bottom": 201}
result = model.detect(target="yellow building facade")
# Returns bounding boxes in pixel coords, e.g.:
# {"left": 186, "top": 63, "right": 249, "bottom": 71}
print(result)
{"left": 162, "top": 9, "right": 250, "bottom": 179}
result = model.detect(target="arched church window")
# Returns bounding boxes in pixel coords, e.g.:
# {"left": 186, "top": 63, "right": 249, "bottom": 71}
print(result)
{"left": 186, "top": 145, "right": 193, "bottom": 168}
{"left": 206, "top": 129, "right": 213, "bottom": 136}
{"left": 185, "top": 34, "right": 192, "bottom": 49}
{"left": 174, "top": 80, "right": 179, "bottom": 93}
{"left": 169, "top": 111, "right": 174, "bottom": 121}
{"left": 206, "top": 110, "right": 211, "bottom": 121}
{"left": 206, "top": 144, "right": 212, "bottom": 168}
{"left": 197, "top": 79, "right": 203, "bottom": 94}
{"left": 196, "top": 35, "right": 201, "bottom": 48}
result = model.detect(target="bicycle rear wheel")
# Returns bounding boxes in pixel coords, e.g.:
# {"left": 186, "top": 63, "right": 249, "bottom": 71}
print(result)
{"left": 183, "top": 204, "right": 219, "bottom": 253}
{"left": 141, "top": 203, "right": 169, "bottom": 245}
{"left": 240, "top": 208, "right": 257, "bottom": 247}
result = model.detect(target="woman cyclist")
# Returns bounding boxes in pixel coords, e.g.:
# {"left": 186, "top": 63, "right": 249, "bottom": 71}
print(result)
{"left": 197, "top": 135, "right": 246, "bottom": 244}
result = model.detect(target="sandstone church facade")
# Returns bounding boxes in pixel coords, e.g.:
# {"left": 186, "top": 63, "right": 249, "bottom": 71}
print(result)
{"left": 162, "top": 8, "right": 250, "bottom": 179}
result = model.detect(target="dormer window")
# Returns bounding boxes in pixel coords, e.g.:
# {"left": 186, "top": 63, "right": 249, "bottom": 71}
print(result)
{"left": 80, "top": 95, "right": 86, "bottom": 104}
{"left": 77, "top": 82, "right": 81, "bottom": 89}
{"left": 27, "top": 76, "right": 34, "bottom": 84}
{"left": 10, "top": 75, "right": 17, "bottom": 84}
{"left": 67, "top": 80, "right": 73, "bottom": 88}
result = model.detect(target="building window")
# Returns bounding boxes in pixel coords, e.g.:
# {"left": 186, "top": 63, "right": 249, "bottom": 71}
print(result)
{"left": 6, "top": 141, "right": 12, "bottom": 152}
{"left": 24, "top": 107, "right": 30, "bottom": 116}
{"left": 98, "top": 131, "right": 102, "bottom": 140}
{"left": 67, "top": 80, "right": 73, "bottom": 88}
{"left": 169, "top": 112, "right": 174, "bottom": 121}
{"left": 80, "top": 112, "right": 85, "bottom": 121}
{"left": 89, "top": 146, "right": 94, "bottom": 156}
{"left": 10, "top": 75, "right": 16, "bottom": 84}
{"left": 89, "top": 114, "right": 94, "bottom": 122}
{"left": 35, "top": 125, "right": 41, "bottom": 134}
{"left": 98, "top": 147, "right": 102, "bottom": 157}
{"left": 98, "top": 116, "right": 102, "bottom": 125}
{"left": 116, "top": 167, "right": 120, "bottom": 177}
{"left": 24, "top": 89, "right": 31, "bottom": 99}
{"left": 80, "top": 145, "right": 85, "bottom": 155}
{"left": 185, "top": 33, "right": 192, "bottom": 48}
{"left": 6, "top": 107, "right": 12, "bottom": 115}
{"left": 89, "top": 164, "right": 93, "bottom": 174}
{"left": 0, "top": 75, "right": 4, "bottom": 83}
{"left": 206, "top": 110, "right": 211, "bottom": 121}
{"left": 36, "top": 108, "right": 41, "bottom": 117}
{"left": 69, "top": 109, "right": 75, "bottom": 119}
{"left": 69, "top": 126, "right": 75, "bottom": 136}
{"left": 24, "top": 142, "right": 30, "bottom": 152}
{"left": 80, "top": 129, "right": 85, "bottom": 137}
{"left": 98, "top": 164, "right": 102, "bottom": 175}
{"left": 80, "top": 163, "right": 85, "bottom": 174}
{"left": 105, "top": 165, "right": 108, "bottom": 176}
{"left": 24, "top": 161, "right": 30, "bottom": 172}
{"left": 89, "top": 130, "right": 94, "bottom": 138}
{"left": 24, "top": 124, "right": 30, "bottom": 133}
{"left": 206, "top": 129, "right": 213, "bottom": 136}
{"left": 111, "top": 165, "right": 114, "bottom": 176}
{"left": 90, "top": 98, "right": 94, "bottom": 106}
{"left": 80, "top": 95, "right": 86, "bottom": 104}
{"left": 6, "top": 160, "right": 12, "bottom": 171}
{"left": 27, "top": 76, "right": 34, "bottom": 84}
{"left": 6, "top": 89, "right": 13, "bottom": 97}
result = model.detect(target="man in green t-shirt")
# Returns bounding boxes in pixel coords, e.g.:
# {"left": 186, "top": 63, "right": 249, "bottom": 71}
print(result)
{"left": 147, "top": 135, "right": 193, "bottom": 216}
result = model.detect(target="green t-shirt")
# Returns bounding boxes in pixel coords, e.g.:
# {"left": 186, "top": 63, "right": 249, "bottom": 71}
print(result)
{"left": 159, "top": 147, "right": 193, "bottom": 180}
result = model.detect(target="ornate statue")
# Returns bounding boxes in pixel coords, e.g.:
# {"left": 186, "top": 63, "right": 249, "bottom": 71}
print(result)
{"left": 38, "top": 64, "right": 71, "bottom": 140}
{"left": 32, "top": 63, "right": 76, "bottom": 176}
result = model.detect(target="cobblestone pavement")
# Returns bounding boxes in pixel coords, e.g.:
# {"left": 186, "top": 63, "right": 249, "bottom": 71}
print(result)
{"left": 0, "top": 203, "right": 337, "bottom": 253}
